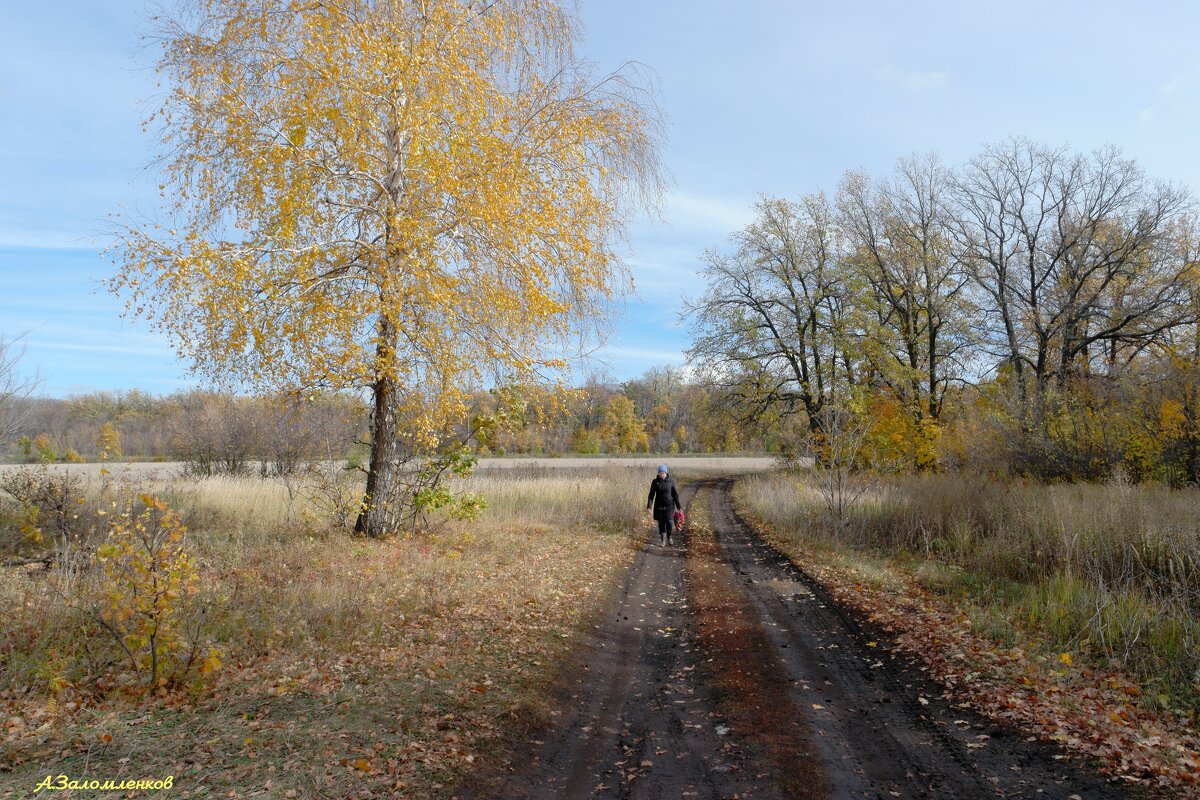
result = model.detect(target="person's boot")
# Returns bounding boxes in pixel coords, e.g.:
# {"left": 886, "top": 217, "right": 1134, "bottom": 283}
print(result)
{"left": 659, "top": 534, "right": 666, "bottom": 547}
{"left": 667, "top": 535, "right": 674, "bottom": 546}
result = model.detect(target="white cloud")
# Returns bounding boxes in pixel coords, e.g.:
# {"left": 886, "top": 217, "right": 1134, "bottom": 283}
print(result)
{"left": 0, "top": 228, "right": 102, "bottom": 250}
{"left": 620, "top": 190, "right": 754, "bottom": 304}
{"left": 598, "top": 345, "right": 687, "bottom": 364}
{"left": 874, "top": 65, "right": 949, "bottom": 92}
{"left": 1137, "top": 64, "right": 1200, "bottom": 129}
{"left": 1160, "top": 65, "right": 1200, "bottom": 95}
{"left": 27, "top": 340, "right": 173, "bottom": 357}
{"left": 626, "top": 253, "right": 700, "bottom": 296}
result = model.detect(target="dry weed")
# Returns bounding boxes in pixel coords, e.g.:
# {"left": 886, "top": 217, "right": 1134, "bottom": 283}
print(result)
{"left": 737, "top": 472, "right": 1200, "bottom": 711}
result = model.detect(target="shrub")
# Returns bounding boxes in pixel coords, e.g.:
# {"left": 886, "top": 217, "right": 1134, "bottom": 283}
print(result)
{"left": 93, "top": 495, "right": 216, "bottom": 687}
{"left": 0, "top": 465, "right": 90, "bottom": 555}
{"left": 296, "top": 462, "right": 364, "bottom": 532}
{"left": 34, "top": 433, "right": 56, "bottom": 464}
{"left": 572, "top": 427, "right": 601, "bottom": 454}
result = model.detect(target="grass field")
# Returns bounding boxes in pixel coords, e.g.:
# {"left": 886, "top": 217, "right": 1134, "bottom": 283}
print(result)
{"left": 0, "top": 466, "right": 666, "bottom": 798}
{"left": 737, "top": 471, "right": 1200, "bottom": 713}
{"left": 0, "top": 455, "right": 778, "bottom": 481}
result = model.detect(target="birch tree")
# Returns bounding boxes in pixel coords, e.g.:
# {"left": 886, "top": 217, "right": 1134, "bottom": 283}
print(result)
{"left": 109, "top": 0, "right": 662, "bottom": 537}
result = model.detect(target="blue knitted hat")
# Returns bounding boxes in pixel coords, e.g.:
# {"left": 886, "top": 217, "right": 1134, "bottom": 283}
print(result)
{"left": 657, "top": 464, "right": 668, "bottom": 474}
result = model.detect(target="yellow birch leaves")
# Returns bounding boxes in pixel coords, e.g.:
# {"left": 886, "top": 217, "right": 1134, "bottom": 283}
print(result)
{"left": 94, "top": 495, "right": 216, "bottom": 687}
{"left": 109, "top": 0, "right": 662, "bottom": 454}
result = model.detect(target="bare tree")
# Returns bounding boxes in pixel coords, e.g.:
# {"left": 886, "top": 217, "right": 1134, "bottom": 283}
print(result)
{"left": 686, "top": 195, "right": 853, "bottom": 433}
{"left": 950, "top": 138, "right": 1193, "bottom": 425}
{"left": 1158, "top": 214, "right": 1200, "bottom": 482}
{"left": 0, "top": 334, "right": 41, "bottom": 451}
{"left": 838, "top": 154, "right": 973, "bottom": 426}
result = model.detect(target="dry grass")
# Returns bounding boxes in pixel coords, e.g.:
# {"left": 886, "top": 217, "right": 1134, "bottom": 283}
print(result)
{"left": 738, "top": 471, "right": 1200, "bottom": 713}
{"left": 1, "top": 467, "right": 645, "bottom": 798}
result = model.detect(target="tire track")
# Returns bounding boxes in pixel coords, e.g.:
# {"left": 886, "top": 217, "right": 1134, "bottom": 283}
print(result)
{"left": 458, "top": 478, "right": 1133, "bottom": 800}
{"left": 459, "top": 483, "right": 782, "bottom": 800}
{"left": 705, "top": 478, "right": 1132, "bottom": 800}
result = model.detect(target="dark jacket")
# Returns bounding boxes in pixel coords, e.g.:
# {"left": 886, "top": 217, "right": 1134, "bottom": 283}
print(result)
{"left": 646, "top": 475, "right": 681, "bottom": 521}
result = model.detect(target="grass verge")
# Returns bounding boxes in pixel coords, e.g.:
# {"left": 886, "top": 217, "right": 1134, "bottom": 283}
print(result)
{"left": 735, "top": 472, "right": 1200, "bottom": 795}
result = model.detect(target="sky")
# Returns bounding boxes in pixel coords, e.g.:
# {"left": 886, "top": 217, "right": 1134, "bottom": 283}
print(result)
{"left": 3, "top": 0, "right": 1200, "bottom": 396}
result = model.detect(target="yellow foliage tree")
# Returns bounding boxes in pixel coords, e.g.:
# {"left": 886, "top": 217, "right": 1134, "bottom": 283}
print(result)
{"left": 34, "top": 433, "right": 55, "bottom": 464}
{"left": 110, "top": 0, "right": 662, "bottom": 537}
{"left": 856, "top": 391, "right": 941, "bottom": 472}
{"left": 599, "top": 395, "right": 648, "bottom": 453}
{"left": 97, "top": 421, "right": 122, "bottom": 461}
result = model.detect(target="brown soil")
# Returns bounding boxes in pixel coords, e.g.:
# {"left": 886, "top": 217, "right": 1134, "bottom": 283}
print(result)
{"left": 684, "top": 487, "right": 826, "bottom": 798}
{"left": 456, "top": 478, "right": 1136, "bottom": 800}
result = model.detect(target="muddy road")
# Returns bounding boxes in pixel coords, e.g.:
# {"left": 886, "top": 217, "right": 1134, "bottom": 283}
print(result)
{"left": 459, "top": 479, "right": 1130, "bottom": 800}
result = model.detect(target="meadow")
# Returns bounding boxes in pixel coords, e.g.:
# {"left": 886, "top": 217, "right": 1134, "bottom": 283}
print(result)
{"left": 6, "top": 460, "right": 1198, "bottom": 795}
{"left": 0, "top": 464, "right": 681, "bottom": 798}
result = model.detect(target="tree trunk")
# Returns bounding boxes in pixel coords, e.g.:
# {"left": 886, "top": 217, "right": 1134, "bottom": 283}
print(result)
{"left": 356, "top": 315, "right": 401, "bottom": 538}
{"left": 356, "top": 373, "right": 401, "bottom": 537}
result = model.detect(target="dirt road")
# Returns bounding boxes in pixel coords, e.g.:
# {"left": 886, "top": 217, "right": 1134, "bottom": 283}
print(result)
{"left": 460, "top": 479, "right": 1130, "bottom": 800}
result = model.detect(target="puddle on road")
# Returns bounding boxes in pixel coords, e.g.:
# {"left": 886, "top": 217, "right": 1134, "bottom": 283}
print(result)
{"left": 764, "top": 578, "right": 812, "bottom": 597}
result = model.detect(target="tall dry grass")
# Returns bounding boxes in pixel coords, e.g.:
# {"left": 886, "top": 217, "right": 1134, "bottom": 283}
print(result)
{"left": 1, "top": 465, "right": 647, "bottom": 799}
{"left": 2, "top": 466, "right": 645, "bottom": 684}
{"left": 738, "top": 471, "right": 1200, "bottom": 709}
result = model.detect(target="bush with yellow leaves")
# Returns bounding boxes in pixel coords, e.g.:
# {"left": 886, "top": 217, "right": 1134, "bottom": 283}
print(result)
{"left": 93, "top": 495, "right": 219, "bottom": 688}
{"left": 0, "top": 465, "right": 89, "bottom": 556}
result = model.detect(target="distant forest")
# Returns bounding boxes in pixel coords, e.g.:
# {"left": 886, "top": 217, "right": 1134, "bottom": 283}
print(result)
{"left": 0, "top": 365, "right": 790, "bottom": 471}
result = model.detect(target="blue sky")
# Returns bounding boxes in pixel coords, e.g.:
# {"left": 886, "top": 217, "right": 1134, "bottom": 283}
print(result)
{"left": 3, "top": 1, "right": 1200, "bottom": 396}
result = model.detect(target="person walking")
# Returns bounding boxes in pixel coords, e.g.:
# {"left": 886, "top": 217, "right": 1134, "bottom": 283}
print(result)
{"left": 646, "top": 464, "right": 682, "bottom": 546}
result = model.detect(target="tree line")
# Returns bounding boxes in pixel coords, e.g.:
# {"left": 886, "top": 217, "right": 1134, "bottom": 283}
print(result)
{"left": 687, "top": 138, "right": 1200, "bottom": 482}
{"left": 0, "top": 370, "right": 801, "bottom": 469}
{"left": 12, "top": 137, "right": 1199, "bottom": 484}
{"left": 1, "top": 390, "right": 362, "bottom": 473}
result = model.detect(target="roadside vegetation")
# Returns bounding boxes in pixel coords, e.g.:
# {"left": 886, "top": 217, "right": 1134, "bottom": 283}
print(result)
{"left": 737, "top": 471, "right": 1200, "bottom": 791}
{"left": 3, "top": 0, "right": 1200, "bottom": 791}
{"left": 1, "top": 466, "right": 643, "bottom": 798}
